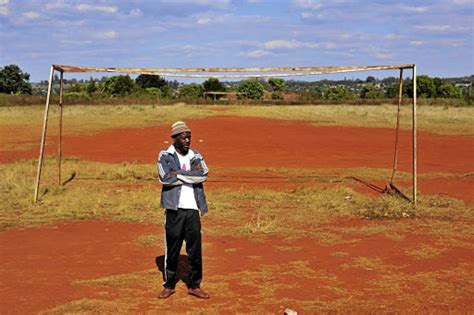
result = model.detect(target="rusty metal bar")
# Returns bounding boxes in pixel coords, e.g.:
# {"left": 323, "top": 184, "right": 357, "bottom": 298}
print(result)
{"left": 412, "top": 65, "right": 417, "bottom": 205}
{"left": 58, "top": 71, "right": 64, "bottom": 186}
{"left": 390, "top": 69, "right": 403, "bottom": 184}
{"left": 34, "top": 66, "right": 55, "bottom": 203}
{"left": 53, "top": 64, "right": 416, "bottom": 75}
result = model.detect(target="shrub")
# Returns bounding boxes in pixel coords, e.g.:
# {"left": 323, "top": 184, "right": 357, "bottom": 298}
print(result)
{"left": 236, "top": 80, "right": 264, "bottom": 100}
{"left": 103, "top": 75, "right": 136, "bottom": 97}
{"left": 178, "top": 84, "right": 204, "bottom": 99}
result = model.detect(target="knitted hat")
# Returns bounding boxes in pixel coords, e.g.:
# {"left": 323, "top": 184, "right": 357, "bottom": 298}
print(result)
{"left": 171, "top": 121, "right": 191, "bottom": 137}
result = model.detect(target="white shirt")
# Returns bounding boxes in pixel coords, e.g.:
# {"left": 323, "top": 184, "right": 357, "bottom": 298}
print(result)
{"left": 177, "top": 152, "right": 199, "bottom": 210}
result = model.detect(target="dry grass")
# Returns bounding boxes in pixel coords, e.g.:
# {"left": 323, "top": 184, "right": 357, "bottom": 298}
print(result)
{"left": 134, "top": 234, "right": 161, "bottom": 247}
{"left": 1, "top": 105, "right": 473, "bottom": 142}
{"left": 40, "top": 298, "right": 137, "bottom": 314}
{"left": 1, "top": 159, "right": 472, "bottom": 233}
{"left": 405, "top": 244, "right": 448, "bottom": 260}
{"left": 226, "top": 105, "right": 474, "bottom": 136}
{"left": 44, "top": 256, "right": 474, "bottom": 313}
{"left": 2, "top": 104, "right": 474, "bottom": 313}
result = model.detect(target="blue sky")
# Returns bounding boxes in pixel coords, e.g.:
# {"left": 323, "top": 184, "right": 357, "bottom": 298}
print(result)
{"left": 0, "top": 0, "right": 473, "bottom": 82}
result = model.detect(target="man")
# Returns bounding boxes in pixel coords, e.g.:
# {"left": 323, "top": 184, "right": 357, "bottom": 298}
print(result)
{"left": 157, "top": 121, "right": 210, "bottom": 300}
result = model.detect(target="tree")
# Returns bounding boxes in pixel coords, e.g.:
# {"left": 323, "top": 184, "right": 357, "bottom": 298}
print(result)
{"left": 437, "top": 83, "right": 461, "bottom": 98}
{"left": 323, "top": 86, "right": 353, "bottom": 100}
{"left": 103, "top": 75, "right": 136, "bottom": 96}
{"left": 159, "top": 85, "right": 174, "bottom": 98}
{"left": 86, "top": 77, "right": 97, "bottom": 95}
{"left": 67, "top": 83, "right": 86, "bottom": 93}
{"left": 0, "top": 64, "right": 32, "bottom": 94}
{"left": 178, "top": 84, "right": 204, "bottom": 99}
{"left": 366, "top": 76, "right": 376, "bottom": 83}
{"left": 268, "top": 78, "right": 286, "bottom": 92}
{"left": 360, "top": 84, "right": 384, "bottom": 99}
{"left": 268, "top": 77, "right": 286, "bottom": 100}
{"left": 405, "top": 75, "right": 436, "bottom": 98}
{"left": 202, "top": 78, "right": 226, "bottom": 93}
{"left": 385, "top": 83, "right": 402, "bottom": 98}
{"left": 136, "top": 74, "right": 167, "bottom": 89}
{"left": 433, "top": 77, "right": 443, "bottom": 96}
{"left": 236, "top": 80, "right": 264, "bottom": 100}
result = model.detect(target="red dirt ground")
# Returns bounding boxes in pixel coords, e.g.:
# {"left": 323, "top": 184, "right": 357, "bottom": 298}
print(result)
{"left": 1, "top": 116, "right": 472, "bottom": 203}
{"left": 1, "top": 116, "right": 473, "bottom": 312}
{"left": 1, "top": 220, "right": 473, "bottom": 313}
{"left": 1, "top": 116, "right": 473, "bottom": 174}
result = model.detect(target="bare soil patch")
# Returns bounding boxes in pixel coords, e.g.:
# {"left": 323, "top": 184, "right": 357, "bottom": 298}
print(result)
{"left": 1, "top": 220, "right": 472, "bottom": 313}
{"left": 1, "top": 116, "right": 472, "bottom": 175}
{"left": 1, "top": 116, "right": 472, "bottom": 203}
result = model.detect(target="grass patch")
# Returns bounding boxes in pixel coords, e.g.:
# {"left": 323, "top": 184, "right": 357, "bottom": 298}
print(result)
{"left": 366, "top": 264, "right": 474, "bottom": 312}
{"left": 341, "top": 256, "right": 388, "bottom": 271}
{"left": 40, "top": 298, "right": 137, "bottom": 314}
{"left": 1, "top": 105, "right": 473, "bottom": 149}
{"left": 135, "top": 234, "right": 161, "bottom": 247}
{"left": 405, "top": 244, "right": 448, "bottom": 260}
{"left": 1, "top": 159, "right": 472, "bottom": 244}
{"left": 330, "top": 251, "right": 350, "bottom": 257}
{"left": 226, "top": 105, "right": 474, "bottom": 136}
{"left": 73, "top": 269, "right": 157, "bottom": 289}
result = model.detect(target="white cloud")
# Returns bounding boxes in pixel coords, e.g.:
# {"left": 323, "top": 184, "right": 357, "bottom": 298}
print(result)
{"left": 196, "top": 17, "right": 211, "bottom": 25}
{"left": 45, "top": 1, "right": 66, "bottom": 10}
{"left": 439, "top": 39, "right": 465, "bottom": 47}
{"left": 263, "top": 39, "right": 319, "bottom": 49}
{"left": 239, "top": 50, "right": 271, "bottom": 58}
{"left": 324, "top": 42, "right": 336, "bottom": 49}
{"left": 410, "top": 40, "right": 425, "bottom": 46}
{"left": 384, "top": 34, "right": 402, "bottom": 41}
{"left": 415, "top": 24, "right": 450, "bottom": 31}
{"left": 292, "top": 0, "right": 323, "bottom": 10}
{"left": 374, "top": 52, "right": 393, "bottom": 60}
{"left": 129, "top": 9, "right": 143, "bottom": 17}
{"left": 23, "top": 11, "right": 40, "bottom": 19}
{"left": 301, "top": 11, "right": 314, "bottom": 18}
{"left": 159, "top": 0, "right": 231, "bottom": 7}
{"left": 76, "top": 4, "right": 118, "bottom": 14}
{"left": 292, "top": 0, "right": 349, "bottom": 10}
{"left": 60, "top": 39, "right": 93, "bottom": 45}
{"left": 94, "top": 30, "right": 118, "bottom": 39}
{"left": 451, "top": 0, "right": 473, "bottom": 4}
{"left": 400, "top": 5, "right": 429, "bottom": 13}
{"left": 364, "top": 46, "right": 394, "bottom": 60}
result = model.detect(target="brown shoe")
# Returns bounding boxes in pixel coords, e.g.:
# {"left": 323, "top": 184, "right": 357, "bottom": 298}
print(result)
{"left": 158, "top": 288, "right": 175, "bottom": 299}
{"left": 188, "top": 287, "right": 210, "bottom": 299}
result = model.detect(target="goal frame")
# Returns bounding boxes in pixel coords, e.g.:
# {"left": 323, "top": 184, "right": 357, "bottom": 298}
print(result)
{"left": 34, "top": 64, "right": 417, "bottom": 204}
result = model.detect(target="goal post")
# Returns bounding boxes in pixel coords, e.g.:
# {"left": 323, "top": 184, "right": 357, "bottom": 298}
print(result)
{"left": 33, "top": 64, "right": 417, "bottom": 204}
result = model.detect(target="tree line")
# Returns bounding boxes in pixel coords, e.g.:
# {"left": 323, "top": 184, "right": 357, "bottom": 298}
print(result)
{"left": 1, "top": 64, "right": 472, "bottom": 102}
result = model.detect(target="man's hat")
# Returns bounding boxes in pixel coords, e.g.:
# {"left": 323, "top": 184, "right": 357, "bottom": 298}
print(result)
{"left": 171, "top": 121, "right": 191, "bottom": 137}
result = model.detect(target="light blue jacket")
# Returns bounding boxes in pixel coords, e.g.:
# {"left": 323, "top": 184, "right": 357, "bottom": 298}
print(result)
{"left": 157, "top": 145, "right": 209, "bottom": 214}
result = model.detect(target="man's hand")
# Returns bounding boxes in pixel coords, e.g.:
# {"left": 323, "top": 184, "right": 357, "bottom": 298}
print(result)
{"left": 170, "top": 170, "right": 177, "bottom": 176}
{"left": 193, "top": 164, "right": 203, "bottom": 171}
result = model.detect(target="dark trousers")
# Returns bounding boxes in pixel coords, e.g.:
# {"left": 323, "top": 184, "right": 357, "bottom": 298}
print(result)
{"left": 164, "top": 208, "right": 202, "bottom": 289}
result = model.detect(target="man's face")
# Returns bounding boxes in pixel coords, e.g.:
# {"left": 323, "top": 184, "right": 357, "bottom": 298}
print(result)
{"left": 173, "top": 131, "right": 191, "bottom": 154}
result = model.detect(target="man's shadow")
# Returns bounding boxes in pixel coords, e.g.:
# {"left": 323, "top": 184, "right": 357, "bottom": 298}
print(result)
{"left": 155, "top": 255, "right": 189, "bottom": 284}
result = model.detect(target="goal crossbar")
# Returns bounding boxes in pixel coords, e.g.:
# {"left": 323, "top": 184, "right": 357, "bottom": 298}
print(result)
{"left": 34, "top": 64, "right": 417, "bottom": 205}
{"left": 53, "top": 64, "right": 415, "bottom": 78}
